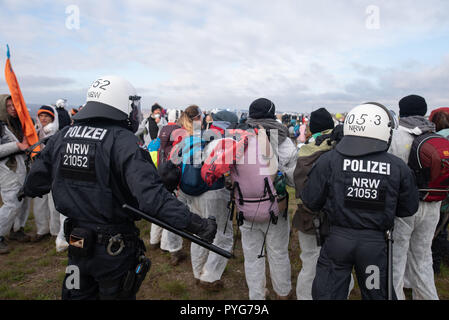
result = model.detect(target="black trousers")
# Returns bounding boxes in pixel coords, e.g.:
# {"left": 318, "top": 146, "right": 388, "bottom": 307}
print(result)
{"left": 312, "top": 226, "right": 396, "bottom": 300}
{"left": 62, "top": 242, "right": 139, "bottom": 300}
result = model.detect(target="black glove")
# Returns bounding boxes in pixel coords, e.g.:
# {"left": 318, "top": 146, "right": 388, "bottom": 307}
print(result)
{"left": 158, "top": 160, "right": 181, "bottom": 193}
{"left": 17, "top": 186, "right": 25, "bottom": 202}
{"left": 185, "top": 214, "right": 217, "bottom": 243}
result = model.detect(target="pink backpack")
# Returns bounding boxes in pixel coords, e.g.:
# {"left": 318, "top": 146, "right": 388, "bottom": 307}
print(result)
{"left": 231, "top": 134, "right": 280, "bottom": 224}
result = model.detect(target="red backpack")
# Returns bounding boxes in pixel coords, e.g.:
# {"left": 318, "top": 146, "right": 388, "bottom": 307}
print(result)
{"left": 408, "top": 132, "right": 449, "bottom": 201}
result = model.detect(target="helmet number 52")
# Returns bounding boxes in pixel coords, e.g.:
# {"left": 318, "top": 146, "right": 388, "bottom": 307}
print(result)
{"left": 92, "top": 79, "right": 111, "bottom": 90}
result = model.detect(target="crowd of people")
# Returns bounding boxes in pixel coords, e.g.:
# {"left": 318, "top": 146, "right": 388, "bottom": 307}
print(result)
{"left": 0, "top": 76, "right": 448, "bottom": 300}
{"left": 0, "top": 98, "right": 72, "bottom": 251}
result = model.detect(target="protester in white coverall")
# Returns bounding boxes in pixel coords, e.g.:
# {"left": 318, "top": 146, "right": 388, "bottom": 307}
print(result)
{"left": 11, "top": 196, "right": 31, "bottom": 240}
{"left": 55, "top": 203, "right": 69, "bottom": 251}
{"left": 0, "top": 94, "right": 31, "bottom": 254}
{"left": 237, "top": 98, "right": 297, "bottom": 300}
{"left": 174, "top": 106, "right": 234, "bottom": 291}
{"left": 149, "top": 223, "right": 183, "bottom": 256}
{"left": 178, "top": 189, "right": 232, "bottom": 289}
{"left": 149, "top": 109, "right": 185, "bottom": 265}
{"left": 388, "top": 95, "right": 440, "bottom": 300}
{"left": 32, "top": 105, "right": 66, "bottom": 245}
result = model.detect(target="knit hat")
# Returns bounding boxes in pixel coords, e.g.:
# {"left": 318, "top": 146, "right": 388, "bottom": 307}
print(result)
{"left": 151, "top": 103, "right": 162, "bottom": 113}
{"left": 309, "top": 108, "right": 334, "bottom": 134}
{"left": 212, "top": 110, "right": 238, "bottom": 124}
{"left": 249, "top": 98, "right": 276, "bottom": 120}
{"left": 37, "top": 105, "right": 55, "bottom": 120}
{"left": 399, "top": 95, "right": 427, "bottom": 117}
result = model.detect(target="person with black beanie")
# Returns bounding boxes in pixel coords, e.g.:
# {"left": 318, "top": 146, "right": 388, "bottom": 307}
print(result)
{"left": 239, "top": 97, "right": 298, "bottom": 300}
{"left": 248, "top": 98, "right": 277, "bottom": 119}
{"left": 309, "top": 108, "right": 335, "bottom": 137}
{"left": 388, "top": 94, "right": 440, "bottom": 300}
{"left": 247, "top": 98, "right": 289, "bottom": 148}
{"left": 399, "top": 95, "right": 427, "bottom": 118}
{"left": 136, "top": 103, "right": 168, "bottom": 145}
{"left": 147, "top": 103, "right": 166, "bottom": 141}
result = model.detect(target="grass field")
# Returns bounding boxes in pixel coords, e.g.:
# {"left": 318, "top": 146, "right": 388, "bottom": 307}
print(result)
{"left": 1, "top": 187, "right": 448, "bottom": 300}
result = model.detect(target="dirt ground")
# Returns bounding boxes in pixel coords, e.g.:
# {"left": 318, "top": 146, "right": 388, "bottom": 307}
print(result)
{"left": 1, "top": 188, "right": 448, "bottom": 300}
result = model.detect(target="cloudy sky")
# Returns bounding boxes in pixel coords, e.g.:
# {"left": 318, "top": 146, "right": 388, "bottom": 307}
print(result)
{"left": 0, "top": 0, "right": 448, "bottom": 114}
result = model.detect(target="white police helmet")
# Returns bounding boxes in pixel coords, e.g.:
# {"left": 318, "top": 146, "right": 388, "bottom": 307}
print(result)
{"left": 55, "top": 98, "right": 67, "bottom": 109}
{"left": 73, "top": 75, "right": 142, "bottom": 132}
{"left": 336, "top": 102, "right": 395, "bottom": 157}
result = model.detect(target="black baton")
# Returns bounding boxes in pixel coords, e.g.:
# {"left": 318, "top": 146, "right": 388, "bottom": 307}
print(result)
{"left": 123, "top": 204, "right": 233, "bottom": 259}
{"left": 385, "top": 229, "right": 394, "bottom": 300}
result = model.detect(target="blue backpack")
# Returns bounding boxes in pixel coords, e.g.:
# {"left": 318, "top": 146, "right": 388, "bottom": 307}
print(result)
{"left": 178, "top": 135, "right": 223, "bottom": 196}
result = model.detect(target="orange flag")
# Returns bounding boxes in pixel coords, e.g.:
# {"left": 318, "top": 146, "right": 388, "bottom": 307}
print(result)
{"left": 4, "top": 45, "right": 40, "bottom": 156}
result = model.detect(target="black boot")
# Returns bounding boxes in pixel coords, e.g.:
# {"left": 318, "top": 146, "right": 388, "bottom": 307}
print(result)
{"left": 0, "top": 236, "right": 10, "bottom": 254}
{"left": 8, "top": 227, "right": 31, "bottom": 243}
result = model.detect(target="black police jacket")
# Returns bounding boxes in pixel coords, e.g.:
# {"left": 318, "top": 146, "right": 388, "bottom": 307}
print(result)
{"left": 300, "top": 149, "right": 419, "bottom": 231}
{"left": 23, "top": 120, "right": 194, "bottom": 229}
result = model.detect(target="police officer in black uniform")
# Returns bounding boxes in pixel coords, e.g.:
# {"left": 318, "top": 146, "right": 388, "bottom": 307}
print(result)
{"left": 301, "top": 102, "right": 419, "bottom": 300}
{"left": 22, "top": 76, "right": 217, "bottom": 300}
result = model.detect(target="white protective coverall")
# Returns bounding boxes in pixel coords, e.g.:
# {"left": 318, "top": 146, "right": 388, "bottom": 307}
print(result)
{"left": 178, "top": 188, "right": 233, "bottom": 283}
{"left": 32, "top": 106, "right": 68, "bottom": 251}
{"left": 149, "top": 110, "right": 183, "bottom": 253}
{"left": 388, "top": 116, "right": 440, "bottom": 300}
{"left": 12, "top": 197, "right": 30, "bottom": 232}
{"left": 0, "top": 94, "right": 28, "bottom": 238}
{"left": 175, "top": 121, "right": 234, "bottom": 284}
{"left": 0, "top": 126, "right": 28, "bottom": 237}
{"left": 239, "top": 135, "right": 297, "bottom": 300}
{"left": 149, "top": 223, "right": 183, "bottom": 253}
{"left": 135, "top": 115, "right": 167, "bottom": 147}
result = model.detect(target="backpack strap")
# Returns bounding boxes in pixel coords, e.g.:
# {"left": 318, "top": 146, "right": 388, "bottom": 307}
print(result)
{"left": 237, "top": 211, "right": 245, "bottom": 227}
{"left": 269, "top": 210, "right": 278, "bottom": 225}
{"left": 223, "top": 188, "right": 235, "bottom": 235}
{"left": 264, "top": 177, "right": 276, "bottom": 203}
{"left": 228, "top": 189, "right": 235, "bottom": 221}
{"left": 315, "top": 133, "right": 332, "bottom": 146}
{"left": 234, "top": 182, "right": 244, "bottom": 205}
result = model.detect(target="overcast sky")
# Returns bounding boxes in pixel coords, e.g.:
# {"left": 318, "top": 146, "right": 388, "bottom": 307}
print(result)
{"left": 1, "top": 0, "right": 449, "bottom": 114}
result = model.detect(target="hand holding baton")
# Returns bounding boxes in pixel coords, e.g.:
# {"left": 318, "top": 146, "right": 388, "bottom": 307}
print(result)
{"left": 122, "top": 204, "right": 234, "bottom": 259}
